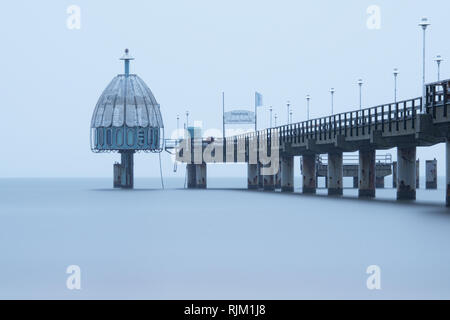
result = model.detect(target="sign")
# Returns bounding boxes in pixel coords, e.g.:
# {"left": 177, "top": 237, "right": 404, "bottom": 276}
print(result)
{"left": 224, "top": 110, "right": 256, "bottom": 124}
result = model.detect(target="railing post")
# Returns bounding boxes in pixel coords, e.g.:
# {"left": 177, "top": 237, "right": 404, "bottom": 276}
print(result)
{"left": 388, "top": 104, "right": 392, "bottom": 132}
{"left": 314, "top": 120, "right": 317, "bottom": 140}
{"left": 432, "top": 84, "right": 436, "bottom": 119}
{"left": 395, "top": 102, "right": 399, "bottom": 131}
{"left": 319, "top": 119, "right": 322, "bottom": 140}
{"left": 362, "top": 109, "right": 365, "bottom": 135}
{"left": 403, "top": 101, "right": 407, "bottom": 130}
{"left": 444, "top": 82, "right": 448, "bottom": 117}
{"left": 412, "top": 99, "right": 416, "bottom": 129}
{"left": 374, "top": 107, "right": 378, "bottom": 131}
{"left": 349, "top": 112, "right": 353, "bottom": 137}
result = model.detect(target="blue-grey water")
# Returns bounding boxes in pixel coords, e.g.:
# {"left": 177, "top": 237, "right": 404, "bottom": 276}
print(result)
{"left": 1, "top": 177, "right": 450, "bottom": 299}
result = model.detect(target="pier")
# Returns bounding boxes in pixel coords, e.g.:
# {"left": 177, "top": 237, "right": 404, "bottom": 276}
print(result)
{"left": 176, "top": 79, "right": 450, "bottom": 206}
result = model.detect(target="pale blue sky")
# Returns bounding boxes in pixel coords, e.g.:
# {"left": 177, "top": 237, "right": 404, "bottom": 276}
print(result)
{"left": 1, "top": 0, "right": 449, "bottom": 177}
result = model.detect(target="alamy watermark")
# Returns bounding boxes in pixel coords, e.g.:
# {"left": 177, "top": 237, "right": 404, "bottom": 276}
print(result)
{"left": 366, "top": 5, "right": 381, "bottom": 30}
{"left": 66, "top": 265, "right": 81, "bottom": 290}
{"left": 175, "top": 128, "right": 280, "bottom": 176}
{"left": 366, "top": 265, "right": 381, "bottom": 290}
{"left": 66, "top": 5, "right": 81, "bottom": 30}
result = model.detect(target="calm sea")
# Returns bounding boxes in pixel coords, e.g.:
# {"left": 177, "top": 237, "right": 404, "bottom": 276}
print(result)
{"left": 0, "top": 177, "right": 450, "bottom": 299}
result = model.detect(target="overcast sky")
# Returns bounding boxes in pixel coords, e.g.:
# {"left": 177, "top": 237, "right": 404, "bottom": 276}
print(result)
{"left": 1, "top": 0, "right": 449, "bottom": 178}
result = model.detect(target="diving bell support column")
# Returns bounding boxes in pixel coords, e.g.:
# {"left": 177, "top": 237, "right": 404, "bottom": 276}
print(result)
{"left": 120, "top": 151, "right": 134, "bottom": 189}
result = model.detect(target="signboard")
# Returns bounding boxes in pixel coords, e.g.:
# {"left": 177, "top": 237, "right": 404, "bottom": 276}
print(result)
{"left": 224, "top": 110, "right": 256, "bottom": 124}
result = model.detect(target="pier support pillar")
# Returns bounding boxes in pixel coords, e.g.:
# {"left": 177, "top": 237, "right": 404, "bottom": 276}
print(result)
{"left": 353, "top": 176, "right": 358, "bottom": 188}
{"left": 281, "top": 156, "right": 294, "bottom": 192}
{"left": 120, "top": 151, "right": 134, "bottom": 189}
{"left": 113, "top": 162, "right": 121, "bottom": 188}
{"left": 195, "top": 164, "right": 207, "bottom": 189}
{"left": 263, "top": 163, "right": 275, "bottom": 191}
{"left": 447, "top": 142, "right": 450, "bottom": 206}
{"left": 247, "top": 163, "right": 259, "bottom": 190}
{"left": 302, "top": 155, "right": 316, "bottom": 194}
{"left": 397, "top": 147, "right": 416, "bottom": 200}
{"left": 359, "top": 149, "right": 375, "bottom": 198}
{"left": 275, "top": 159, "right": 282, "bottom": 189}
{"left": 426, "top": 159, "right": 437, "bottom": 189}
{"left": 392, "top": 161, "right": 397, "bottom": 188}
{"left": 416, "top": 160, "right": 420, "bottom": 189}
{"left": 257, "top": 163, "right": 264, "bottom": 189}
{"left": 376, "top": 177, "right": 385, "bottom": 189}
{"left": 187, "top": 164, "right": 197, "bottom": 189}
{"left": 187, "top": 164, "right": 207, "bottom": 189}
{"left": 328, "top": 152, "right": 343, "bottom": 196}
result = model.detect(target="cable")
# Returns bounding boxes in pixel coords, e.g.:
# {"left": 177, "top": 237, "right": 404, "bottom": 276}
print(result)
{"left": 158, "top": 152, "right": 165, "bottom": 189}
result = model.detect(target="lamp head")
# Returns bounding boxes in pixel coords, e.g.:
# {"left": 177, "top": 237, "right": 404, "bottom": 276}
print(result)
{"left": 435, "top": 55, "right": 443, "bottom": 64}
{"left": 419, "top": 17, "right": 430, "bottom": 30}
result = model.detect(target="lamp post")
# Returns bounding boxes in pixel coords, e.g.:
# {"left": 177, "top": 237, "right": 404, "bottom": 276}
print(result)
{"left": 185, "top": 110, "right": 189, "bottom": 129}
{"left": 330, "top": 88, "right": 335, "bottom": 115}
{"left": 435, "top": 55, "right": 443, "bottom": 81}
{"left": 306, "top": 95, "right": 311, "bottom": 120}
{"left": 393, "top": 68, "right": 399, "bottom": 103}
{"left": 177, "top": 114, "right": 180, "bottom": 133}
{"left": 287, "top": 101, "right": 291, "bottom": 124}
{"left": 269, "top": 106, "right": 273, "bottom": 128}
{"left": 419, "top": 17, "right": 430, "bottom": 104}
{"left": 290, "top": 110, "right": 293, "bottom": 124}
{"left": 274, "top": 114, "right": 278, "bottom": 127}
{"left": 358, "top": 79, "right": 363, "bottom": 111}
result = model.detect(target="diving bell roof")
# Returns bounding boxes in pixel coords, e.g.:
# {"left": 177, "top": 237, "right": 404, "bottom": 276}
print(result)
{"left": 91, "top": 50, "right": 164, "bottom": 129}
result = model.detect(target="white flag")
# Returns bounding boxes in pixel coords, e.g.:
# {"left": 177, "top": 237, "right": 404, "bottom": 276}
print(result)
{"left": 255, "top": 92, "right": 263, "bottom": 107}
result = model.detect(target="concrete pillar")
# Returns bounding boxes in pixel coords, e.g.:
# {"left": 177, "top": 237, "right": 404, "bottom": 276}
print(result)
{"left": 263, "top": 164, "right": 275, "bottom": 191}
{"left": 195, "top": 164, "right": 207, "bottom": 189}
{"left": 359, "top": 149, "right": 375, "bottom": 198}
{"left": 447, "top": 142, "right": 450, "bottom": 206}
{"left": 426, "top": 159, "right": 437, "bottom": 189}
{"left": 302, "top": 155, "right": 316, "bottom": 194}
{"left": 328, "top": 152, "right": 343, "bottom": 196}
{"left": 397, "top": 147, "right": 416, "bottom": 200}
{"left": 113, "top": 162, "right": 121, "bottom": 188}
{"left": 187, "top": 164, "right": 196, "bottom": 189}
{"left": 392, "top": 161, "right": 397, "bottom": 188}
{"left": 247, "top": 163, "right": 259, "bottom": 190}
{"left": 416, "top": 159, "right": 420, "bottom": 189}
{"left": 120, "top": 151, "right": 134, "bottom": 189}
{"left": 376, "top": 176, "right": 385, "bottom": 189}
{"left": 353, "top": 176, "right": 358, "bottom": 188}
{"left": 257, "top": 163, "right": 263, "bottom": 189}
{"left": 275, "top": 160, "right": 282, "bottom": 189}
{"left": 281, "top": 156, "right": 294, "bottom": 192}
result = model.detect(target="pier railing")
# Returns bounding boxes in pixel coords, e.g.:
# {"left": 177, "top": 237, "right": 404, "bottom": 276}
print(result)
{"left": 176, "top": 79, "right": 450, "bottom": 157}
{"left": 317, "top": 154, "right": 392, "bottom": 165}
{"left": 226, "top": 96, "right": 423, "bottom": 146}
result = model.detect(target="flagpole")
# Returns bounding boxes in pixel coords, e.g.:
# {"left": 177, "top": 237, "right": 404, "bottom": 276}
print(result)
{"left": 255, "top": 92, "right": 257, "bottom": 132}
{"left": 222, "top": 92, "right": 225, "bottom": 138}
